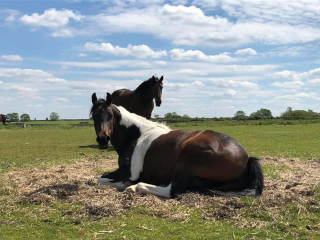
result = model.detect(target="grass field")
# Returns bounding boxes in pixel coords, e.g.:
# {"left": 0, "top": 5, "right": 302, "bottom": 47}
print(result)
{"left": 0, "top": 123, "right": 319, "bottom": 239}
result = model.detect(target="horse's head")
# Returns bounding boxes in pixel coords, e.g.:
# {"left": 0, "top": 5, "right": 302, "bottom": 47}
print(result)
{"left": 151, "top": 75, "right": 163, "bottom": 107}
{"left": 91, "top": 92, "right": 115, "bottom": 149}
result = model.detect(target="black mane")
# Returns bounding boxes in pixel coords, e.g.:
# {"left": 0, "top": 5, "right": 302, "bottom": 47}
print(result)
{"left": 134, "top": 76, "right": 158, "bottom": 93}
{"left": 90, "top": 98, "right": 105, "bottom": 116}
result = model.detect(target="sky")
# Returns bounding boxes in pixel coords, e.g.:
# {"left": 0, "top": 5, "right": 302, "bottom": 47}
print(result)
{"left": 0, "top": 0, "right": 320, "bottom": 120}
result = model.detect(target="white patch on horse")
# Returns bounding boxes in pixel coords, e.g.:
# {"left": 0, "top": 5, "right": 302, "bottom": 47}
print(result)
{"left": 126, "top": 182, "right": 172, "bottom": 198}
{"left": 116, "top": 105, "right": 171, "bottom": 181}
{"left": 97, "top": 178, "right": 131, "bottom": 190}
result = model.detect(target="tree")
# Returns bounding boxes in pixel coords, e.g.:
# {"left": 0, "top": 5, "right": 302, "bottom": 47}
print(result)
{"left": 256, "top": 108, "right": 273, "bottom": 119}
{"left": 234, "top": 111, "right": 246, "bottom": 120}
{"left": 20, "top": 114, "right": 31, "bottom": 122}
{"left": 49, "top": 112, "right": 60, "bottom": 121}
{"left": 154, "top": 114, "right": 160, "bottom": 119}
{"left": 164, "top": 112, "right": 180, "bottom": 118}
{"left": 249, "top": 112, "right": 262, "bottom": 120}
{"left": 182, "top": 114, "right": 190, "bottom": 118}
{"left": 7, "top": 113, "right": 19, "bottom": 122}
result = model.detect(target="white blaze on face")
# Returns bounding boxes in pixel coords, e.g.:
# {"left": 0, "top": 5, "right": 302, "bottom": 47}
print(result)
{"left": 117, "top": 105, "right": 171, "bottom": 181}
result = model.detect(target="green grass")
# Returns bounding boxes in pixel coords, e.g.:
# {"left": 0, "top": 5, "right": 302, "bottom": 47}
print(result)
{"left": 0, "top": 123, "right": 319, "bottom": 239}
{"left": 1, "top": 124, "right": 319, "bottom": 172}
{"left": 0, "top": 127, "right": 116, "bottom": 172}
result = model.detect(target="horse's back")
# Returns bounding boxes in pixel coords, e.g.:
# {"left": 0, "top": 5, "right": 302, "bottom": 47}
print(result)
{"left": 141, "top": 130, "right": 248, "bottom": 184}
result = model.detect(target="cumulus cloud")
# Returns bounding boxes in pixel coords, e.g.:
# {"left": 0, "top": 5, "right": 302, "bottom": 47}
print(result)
{"left": 307, "top": 79, "right": 320, "bottom": 85}
{"left": 170, "top": 49, "right": 241, "bottom": 63}
{"left": 20, "top": 8, "right": 83, "bottom": 28}
{"left": 84, "top": 42, "right": 167, "bottom": 59}
{"left": 235, "top": 48, "right": 257, "bottom": 56}
{"left": 275, "top": 92, "right": 320, "bottom": 101}
{"left": 0, "top": 55, "right": 23, "bottom": 61}
{"left": 44, "top": 78, "right": 67, "bottom": 84}
{"left": 176, "top": 69, "right": 207, "bottom": 75}
{"left": 210, "top": 89, "right": 237, "bottom": 97}
{"left": 88, "top": 4, "right": 320, "bottom": 47}
{"left": 165, "top": 81, "right": 205, "bottom": 88}
{"left": 210, "top": 79, "right": 259, "bottom": 89}
{"left": 53, "top": 98, "right": 69, "bottom": 102}
{"left": 50, "top": 29, "right": 74, "bottom": 37}
{"left": 0, "top": 68, "right": 53, "bottom": 78}
{"left": 7, "top": 86, "right": 38, "bottom": 92}
{"left": 77, "top": 53, "right": 87, "bottom": 57}
{"left": 271, "top": 81, "right": 305, "bottom": 89}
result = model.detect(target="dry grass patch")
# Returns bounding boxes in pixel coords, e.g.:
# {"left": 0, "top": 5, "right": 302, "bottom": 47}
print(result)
{"left": 1, "top": 156, "right": 319, "bottom": 229}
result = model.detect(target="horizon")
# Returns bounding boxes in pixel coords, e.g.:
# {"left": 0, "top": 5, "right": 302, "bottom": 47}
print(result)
{"left": 1, "top": 0, "right": 320, "bottom": 119}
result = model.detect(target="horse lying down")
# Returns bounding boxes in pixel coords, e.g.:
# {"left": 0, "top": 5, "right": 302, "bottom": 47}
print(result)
{"left": 91, "top": 93, "right": 264, "bottom": 199}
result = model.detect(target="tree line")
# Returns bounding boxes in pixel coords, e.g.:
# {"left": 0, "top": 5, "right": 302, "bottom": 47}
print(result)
{"left": 5, "top": 112, "right": 60, "bottom": 122}
{"left": 234, "top": 107, "right": 319, "bottom": 121}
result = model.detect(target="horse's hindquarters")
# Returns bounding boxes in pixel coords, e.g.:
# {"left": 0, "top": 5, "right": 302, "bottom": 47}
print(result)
{"left": 178, "top": 130, "right": 249, "bottom": 184}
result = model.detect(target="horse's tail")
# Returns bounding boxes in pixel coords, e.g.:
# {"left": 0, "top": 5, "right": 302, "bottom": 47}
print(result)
{"left": 204, "top": 157, "right": 264, "bottom": 197}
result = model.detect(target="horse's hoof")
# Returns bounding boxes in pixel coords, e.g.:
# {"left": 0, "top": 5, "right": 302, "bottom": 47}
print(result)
{"left": 97, "top": 178, "right": 112, "bottom": 185}
{"left": 124, "top": 184, "right": 137, "bottom": 193}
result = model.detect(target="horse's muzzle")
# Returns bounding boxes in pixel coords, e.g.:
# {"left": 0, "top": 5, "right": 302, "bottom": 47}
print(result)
{"left": 155, "top": 100, "right": 162, "bottom": 107}
{"left": 96, "top": 136, "right": 110, "bottom": 149}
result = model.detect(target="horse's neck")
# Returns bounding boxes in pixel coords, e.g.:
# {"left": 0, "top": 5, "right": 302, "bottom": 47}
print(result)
{"left": 134, "top": 84, "right": 153, "bottom": 105}
{"left": 110, "top": 106, "right": 142, "bottom": 153}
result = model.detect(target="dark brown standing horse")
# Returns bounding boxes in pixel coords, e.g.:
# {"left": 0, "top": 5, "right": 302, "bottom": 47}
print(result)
{"left": 0, "top": 114, "right": 7, "bottom": 125}
{"left": 90, "top": 93, "right": 264, "bottom": 198}
{"left": 111, "top": 75, "right": 163, "bottom": 119}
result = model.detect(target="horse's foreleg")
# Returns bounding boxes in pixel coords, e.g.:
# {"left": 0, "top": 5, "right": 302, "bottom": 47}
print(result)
{"left": 125, "top": 182, "right": 173, "bottom": 198}
{"left": 98, "top": 168, "right": 132, "bottom": 190}
{"left": 98, "top": 178, "right": 132, "bottom": 190}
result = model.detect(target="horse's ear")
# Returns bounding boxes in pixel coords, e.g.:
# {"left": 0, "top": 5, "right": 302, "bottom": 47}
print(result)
{"left": 159, "top": 76, "right": 163, "bottom": 82}
{"left": 92, "top": 93, "right": 97, "bottom": 104}
{"left": 106, "top": 92, "right": 112, "bottom": 105}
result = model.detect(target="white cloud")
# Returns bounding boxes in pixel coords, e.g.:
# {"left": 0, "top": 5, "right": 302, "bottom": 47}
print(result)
{"left": 27, "top": 104, "right": 43, "bottom": 108}
{"left": 50, "top": 29, "right": 74, "bottom": 37}
{"left": 270, "top": 70, "right": 308, "bottom": 81}
{"left": 155, "top": 60, "right": 167, "bottom": 66}
{"left": 0, "top": 68, "right": 53, "bottom": 78}
{"left": 88, "top": 4, "right": 320, "bottom": 47}
{"left": 8, "top": 86, "right": 38, "bottom": 92}
{"left": 275, "top": 92, "right": 320, "bottom": 101}
{"left": 307, "top": 79, "right": 320, "bottom": 85}
{"left": 20, "top": 8, "right": 83, "bottom": 28}
{"left": 78, "top": 53, "right": 87, "bottom": 57}
{"left": 0, "top": 81, "right": 3, "bottom": 84}
{"left": 271, "top": 81, "right": 305, "bottom": 89}
{"left": 0, "top": 55, "right": 23, "bottom": 61}
{"left": 235, "top": 48, "right": 257, "bottom": 56}
{"left": 176, "top": 69, "right": 207, "bottom": 75}
{"left": 53, "top": 98, "right": 69, "bottom": 102}
{"left": 84, "top": 42, "right": 167, "bottom": 59}
{"left": 210, "top": 79, "right": 259, "bottom": 89}
{"left": 210, "top": 89, "right": 237, "bottom": 97}
{"left": 170, "top": 49, "right": 241, "bottom": 63}
{"left": 44, "top": 78, "right": 67, "bottom": 84}
{"left": 165, "top": 81, "right": 205, "bottom": 88}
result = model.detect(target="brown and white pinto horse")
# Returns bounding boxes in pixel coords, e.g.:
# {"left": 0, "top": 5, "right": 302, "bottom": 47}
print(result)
{"left": 111, "top": 75, "right": 163, "bottom": 119}
{"left": 0, "top": 114, "right": 7, "bottom": 125}
{"left": 91, "top": 93, "right": 264, "bottom": 198}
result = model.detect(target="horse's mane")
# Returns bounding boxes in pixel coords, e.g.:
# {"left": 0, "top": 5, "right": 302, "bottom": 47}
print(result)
{"left": 117, "top": 105, "right": 170, "bottom": 131}
{"left": 134, "top": 76, "right": 158, "bottom": 93}
{"left": 90, "top": 100, "right": 170, "bottom": 131}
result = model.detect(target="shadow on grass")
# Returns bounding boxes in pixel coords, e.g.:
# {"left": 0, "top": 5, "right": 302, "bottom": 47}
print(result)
{"left": 23, "top": 184, "right": 80, "bottom": 201}
{"left": 78, "top": 145, "right": 116, "bottom": 152}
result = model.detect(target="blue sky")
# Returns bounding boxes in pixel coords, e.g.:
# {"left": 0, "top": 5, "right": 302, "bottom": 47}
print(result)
{"left": 1, "top": 0, "right": 320, "bottom": 120}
